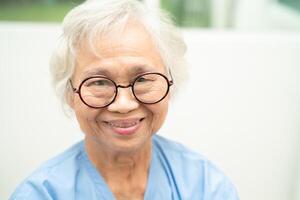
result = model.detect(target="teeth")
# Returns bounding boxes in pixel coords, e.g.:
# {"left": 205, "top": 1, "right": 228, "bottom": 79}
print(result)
{"left": 108, "top": 121, "right": 138, "bottom": 128}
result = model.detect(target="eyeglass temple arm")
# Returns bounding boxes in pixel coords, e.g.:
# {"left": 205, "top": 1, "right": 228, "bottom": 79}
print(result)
{"left": 168, "top": 69, "right": 174, "bottom": 85}
{"left": 69, "top": 80, "right": 78, "bottom": 93}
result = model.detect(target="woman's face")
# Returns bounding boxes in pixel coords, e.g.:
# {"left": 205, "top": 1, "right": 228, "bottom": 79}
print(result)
{"left": 70, "top": 21, "right": 170, "bottom": 153}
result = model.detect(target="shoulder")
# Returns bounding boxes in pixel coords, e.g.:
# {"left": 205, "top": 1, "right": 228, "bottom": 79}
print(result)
{"left": 9, "top": 141, "right": 85, "bottom": 200}
{"left": 152, "top": 134, "right": 208, "bottom": 165}
{"left": 152, "top": 135, "right": 239, "bottom": 199}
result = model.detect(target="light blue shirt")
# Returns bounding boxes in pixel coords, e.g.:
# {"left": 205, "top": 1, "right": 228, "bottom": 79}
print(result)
{"left": 10, "top": 135, "right": 239, "bottom": 200}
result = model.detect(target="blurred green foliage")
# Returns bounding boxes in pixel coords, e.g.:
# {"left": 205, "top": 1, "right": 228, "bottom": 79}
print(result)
{"left": 161, "top": 0, "right": 211, "bottom": 27}
{"left": 0, "top": 0, "right": 211, "bottom": 26}
{"left": 0, "top": 3, "right": 76, "bottom": 22}
{"left": 279, "top": 0, "right": 300, "bottom": 12}
{"left": 0, "top": 0, "right": 84, "bottom": 22}
{"left": 0, "top": 0, "right": 84, "bottom": 6}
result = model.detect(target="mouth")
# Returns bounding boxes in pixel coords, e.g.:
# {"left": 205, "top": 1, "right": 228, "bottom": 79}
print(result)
{"left": 104, "top": 118, "right": 144, "bottom": 136}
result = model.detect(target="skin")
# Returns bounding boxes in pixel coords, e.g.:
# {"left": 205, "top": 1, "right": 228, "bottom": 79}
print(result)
{"left": 68, "top": 19, "right": 170, "bottom": 200}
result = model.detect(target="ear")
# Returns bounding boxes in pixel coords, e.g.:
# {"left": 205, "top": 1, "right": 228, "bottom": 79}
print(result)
{"left": 66, "top": 89, "right": 75, "bottom": 109}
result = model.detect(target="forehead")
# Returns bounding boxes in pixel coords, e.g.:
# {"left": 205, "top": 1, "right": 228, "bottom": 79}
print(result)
{"left": 74, "top": 19, "right": 165, "bottom": 80}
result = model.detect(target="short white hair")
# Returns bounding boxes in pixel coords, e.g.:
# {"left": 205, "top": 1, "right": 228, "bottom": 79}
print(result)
{"left": 50, "top": 0, "right": 188, "bottom": 110}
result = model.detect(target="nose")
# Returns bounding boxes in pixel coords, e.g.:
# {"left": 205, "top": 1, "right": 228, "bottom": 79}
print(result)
{"left": 107, "top": 86, "right": 139, "bottom": 114}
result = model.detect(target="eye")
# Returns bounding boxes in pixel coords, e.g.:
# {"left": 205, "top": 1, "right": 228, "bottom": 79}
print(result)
{"left": 93, "top": 80, "right": 109, "bottom": 85}
{"left": 136, "top": 76, "right": 155, "bottom": 83}
{"left": 86, "top": 78, "right": 113, "bottom": 87}
{"left": 136, "top": 77, "right": 148, "bottom": 83}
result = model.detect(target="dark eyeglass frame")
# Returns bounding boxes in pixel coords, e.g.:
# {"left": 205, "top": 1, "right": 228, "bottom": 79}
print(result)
{"left": 69, "top": 72, "right": 174, "bottom": 109}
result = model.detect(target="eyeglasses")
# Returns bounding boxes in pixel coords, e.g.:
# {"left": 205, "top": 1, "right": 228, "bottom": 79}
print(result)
{"left": 70, "top": 72, "right": 173, "bottom": 109}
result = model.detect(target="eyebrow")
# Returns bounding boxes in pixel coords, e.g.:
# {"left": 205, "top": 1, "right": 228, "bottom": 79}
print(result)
{"left": 82, "top": 65, "right": 158, "bottom": 79}
{"left": 129, "top": 65, "right": 157, "bottom": 74}
{"left": 82, "top": 68, "right": 110, "bottom": 78}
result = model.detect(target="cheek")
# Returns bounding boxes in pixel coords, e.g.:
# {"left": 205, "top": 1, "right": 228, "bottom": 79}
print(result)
{"left": 148, "top": 100, "right": 169, "bottom": 132}
{"left": 73, "top": 98, "right": 102, "bottom": 134}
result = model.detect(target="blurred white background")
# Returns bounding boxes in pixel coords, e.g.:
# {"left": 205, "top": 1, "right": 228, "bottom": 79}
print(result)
{"left": 1, "top": 0, "right": 300, "bottom": 200}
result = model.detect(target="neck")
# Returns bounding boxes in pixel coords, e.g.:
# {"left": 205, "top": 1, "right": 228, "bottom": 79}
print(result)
{"left": 84, "top": 137, "right": 152, "bottom": 185}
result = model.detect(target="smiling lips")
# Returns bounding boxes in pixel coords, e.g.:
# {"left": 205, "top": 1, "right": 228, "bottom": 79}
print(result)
{"left": 106, "top": 118, "right": 143, "bottom": 135}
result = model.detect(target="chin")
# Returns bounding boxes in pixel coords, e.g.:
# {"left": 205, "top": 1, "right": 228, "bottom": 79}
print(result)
{"left": 104, "top": 137, "right": 152, "bottom": 154}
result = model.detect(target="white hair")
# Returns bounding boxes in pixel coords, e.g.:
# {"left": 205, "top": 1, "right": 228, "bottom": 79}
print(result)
{"left": 50, "top": 0, "right": 188, "bottom": 111}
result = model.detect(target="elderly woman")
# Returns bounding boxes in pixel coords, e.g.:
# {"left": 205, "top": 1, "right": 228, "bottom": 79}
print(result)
{"left": 10, "top": 0, "right": 238, "bottom": 199}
